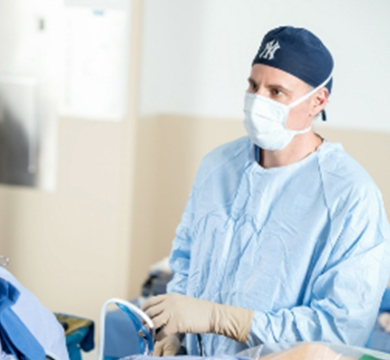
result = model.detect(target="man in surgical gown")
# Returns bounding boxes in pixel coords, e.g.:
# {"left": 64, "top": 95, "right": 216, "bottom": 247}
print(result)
{"left": 143, "top": 26, "right": 390, "bottom": 357}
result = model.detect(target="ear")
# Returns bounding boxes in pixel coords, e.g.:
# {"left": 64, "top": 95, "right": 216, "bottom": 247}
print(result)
{"left": 310, "top": 87, "right": 328, "bottom": 118}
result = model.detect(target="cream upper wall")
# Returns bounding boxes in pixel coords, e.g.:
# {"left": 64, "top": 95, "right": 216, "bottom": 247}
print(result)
{"left": 140, "top": 0, "right": 390, "bottom": 132}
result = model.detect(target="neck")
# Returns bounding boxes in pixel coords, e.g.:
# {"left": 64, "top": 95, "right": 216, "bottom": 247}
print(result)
{"left": 259, "top": 131, "right": 323, "bottom": 168}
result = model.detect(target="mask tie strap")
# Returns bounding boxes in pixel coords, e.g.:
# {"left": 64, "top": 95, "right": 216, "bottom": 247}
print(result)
{"left": 289, "top": 72, "right": 333, "bottom": 108}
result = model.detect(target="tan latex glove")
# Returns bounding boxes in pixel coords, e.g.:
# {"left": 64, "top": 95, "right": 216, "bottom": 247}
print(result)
{"left": 142, "top": 293, "right": 254, "bottom": 343}
{"left": 153, "top": 334, "right": 181, "bottom": 357}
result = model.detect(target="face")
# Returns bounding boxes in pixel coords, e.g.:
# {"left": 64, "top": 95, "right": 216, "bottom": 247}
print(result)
{"left": 247, "top": 64, "right": 328, "bottom": 130}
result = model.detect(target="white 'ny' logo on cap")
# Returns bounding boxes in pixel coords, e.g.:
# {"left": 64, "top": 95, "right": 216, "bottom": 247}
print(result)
{"left": 258, "top": 40, "right": 280, "bottom": 60}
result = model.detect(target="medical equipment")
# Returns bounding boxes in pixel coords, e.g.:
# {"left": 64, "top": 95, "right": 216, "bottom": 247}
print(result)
{"left": 0, "top": 256, "right": 9, "bottom": 267}
{"left": 98, "top": 298, "right": 155, "bottom": 360}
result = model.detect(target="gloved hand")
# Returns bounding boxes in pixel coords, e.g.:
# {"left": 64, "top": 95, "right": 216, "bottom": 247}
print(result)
{"left": 153, "top": 334, "right": 181, "bottom": 356}
{"left": 142, "top": 293, "right": 254, "bottom": 343}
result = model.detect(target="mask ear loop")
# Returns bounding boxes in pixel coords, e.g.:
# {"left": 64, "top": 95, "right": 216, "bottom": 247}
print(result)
{"left": 286, "top": 72, "right": 333, "bottom": 128}
{"left": 289, "top": 72, "right": 333, "bottom": 108}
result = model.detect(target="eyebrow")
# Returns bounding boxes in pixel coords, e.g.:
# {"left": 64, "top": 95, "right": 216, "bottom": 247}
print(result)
{"left": 247, "top": 77, "right": 257, "bottom": 86}
{"left": 267, "top": 83, "right": 292, "bottom": 94}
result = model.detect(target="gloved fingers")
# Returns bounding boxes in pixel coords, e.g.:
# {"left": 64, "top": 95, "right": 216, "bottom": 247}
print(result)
{"left": 162, "top": 345, "right": 180, "bottom": 356}
{"left": 150, "top": 311, "right": 170, "bottom": 331}
{"left": 141, "top": 294, "right": 166, "bottom": 312}
{"left": 155, "top": 322, "right": 180, "bottom": 341}
{"left": 143, "top": 301, "right": 165, "bottom": 320}
{"left": 153, "top": 335, "right": 181, "bottom": 357}
{"left": 153, "top": 341, "right": 164, "bottom": 357}
{"left": 155, "top": 327, "right": 170, "bottom": 341}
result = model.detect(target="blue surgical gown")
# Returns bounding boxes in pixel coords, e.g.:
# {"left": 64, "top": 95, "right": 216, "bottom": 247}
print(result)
{"left": 166, "top": 137, "right": 390, "bottom": 356}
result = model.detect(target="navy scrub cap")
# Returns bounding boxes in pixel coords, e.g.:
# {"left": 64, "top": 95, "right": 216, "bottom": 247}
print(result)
{"left": 252, "top": 26, "right": 334, "bottom": 94}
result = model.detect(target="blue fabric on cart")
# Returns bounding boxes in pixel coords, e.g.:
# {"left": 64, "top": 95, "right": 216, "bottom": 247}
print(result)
{"left": 0, "top": 278, "right": 46, "bottom": 360}
{"left": 367, "top": 322, "right": 390, "bottom": 353}
{"left": 0, "top": 268, "right": 68, "bottom": 360}
{"left": 366, "top": 288, "right": 390, "bottom": 353}
{"left": 103, "top": 309, "right": 139, "bottom": 358}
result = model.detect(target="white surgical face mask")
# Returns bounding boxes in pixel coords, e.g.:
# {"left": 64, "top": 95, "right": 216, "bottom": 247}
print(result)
{"left": 243, "top": 73, "right": 332, "bottom": 151}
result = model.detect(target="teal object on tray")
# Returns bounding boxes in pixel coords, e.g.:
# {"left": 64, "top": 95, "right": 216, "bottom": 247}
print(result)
{"left": 55, "top": 314, "right": 95, "bottom": 360}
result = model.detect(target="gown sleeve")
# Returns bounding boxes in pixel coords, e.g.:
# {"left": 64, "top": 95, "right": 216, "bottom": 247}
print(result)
{"left": 166, "top": 187, "right": 196, "bottom": 295}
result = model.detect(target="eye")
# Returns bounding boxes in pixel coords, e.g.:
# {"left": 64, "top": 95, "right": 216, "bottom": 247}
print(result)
{"left": 248, "top": 80, "right": 258, "bottom": 93}
{"left": 271, "top": 88, "right": 283, "bottom": 97}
